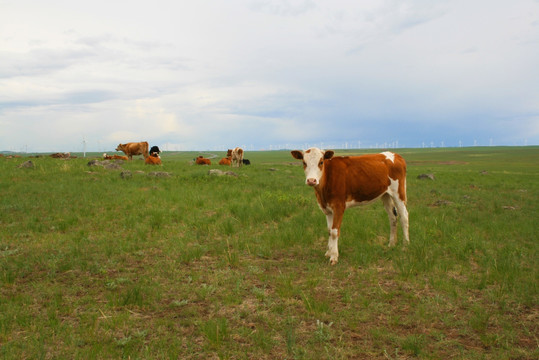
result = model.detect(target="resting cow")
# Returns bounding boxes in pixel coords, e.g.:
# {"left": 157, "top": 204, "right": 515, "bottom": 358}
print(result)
{"left": 149, "top": 145, "right": 161, "bottom": 156}
{"left": 115, "top": 141, "right": 149, "bottom": 160}
{"left": 227, "top": 147, "right": 244, "bottom": 167}
{"left": 103, "top": 153, "right": 128, "bottom": 161}
{"left": 291, "top": 148, "right": 409, "bottom": 265}
{"left": 219, "top": 156, "right": 232, "bottom": 166}
{"left": 145, "top": 153, "right": 162, "bottom": 165}
{"left": 195, "top": 156, "right": 211, "bottom": 165}
{"left": 50, "top": 152, "right": 71, "bottom": 159}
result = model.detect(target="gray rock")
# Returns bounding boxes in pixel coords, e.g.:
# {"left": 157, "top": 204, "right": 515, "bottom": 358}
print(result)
{"left": 120, "top": 171, "right": 132, "bottom": 179}
{"left": 18, "top": 160, "right": 34, "bottom": 169}
{"left": 148, "top": 172, "right": 171, "bottom": 178}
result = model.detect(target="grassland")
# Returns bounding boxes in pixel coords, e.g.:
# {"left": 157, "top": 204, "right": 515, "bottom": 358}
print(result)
{"left": 0, "top": 147, "right": 537, "bottom": 359}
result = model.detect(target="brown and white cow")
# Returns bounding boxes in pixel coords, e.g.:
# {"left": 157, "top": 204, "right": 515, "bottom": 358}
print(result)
{"left": 145, "top": 153, "right": 162, "bottom": 165}
{"left": 115, "top": 141, "right": 149, "bottom": 160}
{"left": 227, "top": 147, "right": 244, "bottom": 167}
{"left": 291, "top": 148, "right": 409, "bottom": 265}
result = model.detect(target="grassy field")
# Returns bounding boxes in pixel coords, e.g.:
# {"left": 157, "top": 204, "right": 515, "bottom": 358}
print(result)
{"left": 0, "top": 147, "right": 537, "bottom": 359}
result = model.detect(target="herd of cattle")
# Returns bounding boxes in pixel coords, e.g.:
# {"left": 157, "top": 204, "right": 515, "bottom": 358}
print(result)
{"left": 110, "top": 142, "right": 249, "bottom": 167}
{"left": 24, "top": 140, "right": 408, "bottom": 265}
{"left": 108, "top": 141, "right": 409, "bottom": 264}
{"left": 108, "top": 142, "right": 163, "bottom": 165}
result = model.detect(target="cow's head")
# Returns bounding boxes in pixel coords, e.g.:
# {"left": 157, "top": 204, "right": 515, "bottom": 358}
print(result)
{"left": 291, "top": 148, "right": 334, "bottom": 187}
{"left": 115, "top": 144, "right": 124, "bottom": 152}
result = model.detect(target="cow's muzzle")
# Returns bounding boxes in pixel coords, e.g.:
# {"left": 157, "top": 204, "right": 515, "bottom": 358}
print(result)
{"left": 306, "top": 178, "right": 318, "bottom": 186}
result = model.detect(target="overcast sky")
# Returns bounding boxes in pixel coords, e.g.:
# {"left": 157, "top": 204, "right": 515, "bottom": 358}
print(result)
{"left": 1, "top": 0, "right": 538, "bottom": 152}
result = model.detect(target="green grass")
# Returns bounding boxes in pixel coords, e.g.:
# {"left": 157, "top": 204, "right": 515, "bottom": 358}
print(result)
{"left": 0, "top": 147, "right": 537, "bottom": 359}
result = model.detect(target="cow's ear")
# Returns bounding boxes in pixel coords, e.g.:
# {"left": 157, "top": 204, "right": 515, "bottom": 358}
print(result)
{"left": 324, "top": 150, "right": 334, "bottom": 160}
{"left": 291, "top": 150, "right": 304, "bottom": 160}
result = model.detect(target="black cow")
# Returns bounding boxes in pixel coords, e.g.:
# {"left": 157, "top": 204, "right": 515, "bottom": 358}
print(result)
{"left": 149, "top": 145, "right": 161, "bottom": 156}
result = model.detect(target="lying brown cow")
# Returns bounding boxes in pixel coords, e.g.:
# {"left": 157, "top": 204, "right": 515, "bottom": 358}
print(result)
{"left": 195, "top": 156, "right": 211, "bottom": 165}
{"left": 145, "top": 153, "right": 162, "bottom": 165}
{"left": 103, "top": 153, "right": 128, "bottom": 161}
{"left": 50, "top": 152, "right": 71, "bottom": 159}
{"left": 115, "top": 141, "right": 149, "bottom": 160}
{"left": 218, "top": 156, "right": 231, "bottom": 166}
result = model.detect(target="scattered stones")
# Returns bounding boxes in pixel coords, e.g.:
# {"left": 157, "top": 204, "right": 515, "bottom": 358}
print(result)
{"left": 18, "top": 160, "right": 34, "bottom": 169}
{"left": 208, "top": 169, "right": 238, "bottom": 177}
{"left": 208, "top": 169, "right": 224, "bottom": 176}
{"left": 502, "top": 205, "right": 519, "bottom": 210}
{"left": 430, "top": 200, "right": 453, "bottom": 207}
{"left": 120, "top": 171, "right": 132, "bottom": 179}
{"left": 417, "top": 173, "right": 435, "bottom": 180}
{"left": 87, "top": 159, "right": 123, "bottom": 170}
{"left": 148, "top": 172, "right": 171, "bottom": 178}
{"left": 103, "top": 163, "right": 123, "bottom": 170}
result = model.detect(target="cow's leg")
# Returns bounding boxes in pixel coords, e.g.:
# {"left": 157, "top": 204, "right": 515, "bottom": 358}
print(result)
{"left": 395, "top": 198, "right": 410, "bottom": 244}
{"left": 324, "top": 205, "right": 344, "bottom": 265}
{"left": 382, "top": 194, "right": 398, "bottom": 246}
{"left": 323, "top": 210, "right": 334, "bottom": 259}
{"left": 391, "top": 195, "right": 410, "bottom": 245}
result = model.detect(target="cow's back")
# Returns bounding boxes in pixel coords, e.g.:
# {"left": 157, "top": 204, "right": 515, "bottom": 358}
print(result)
{"left": 320, "top": 154, "right": 404, "bottom": 204}
{"left": 134, "top": 141, "right": 149, "bottom": 157}
{"left": 122, "top": 141, "right": 149, "bottom": 157}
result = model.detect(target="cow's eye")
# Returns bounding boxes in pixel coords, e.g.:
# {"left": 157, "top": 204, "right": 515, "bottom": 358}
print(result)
{"left": 319, "top": 160, "right": 323, "bottom": 166}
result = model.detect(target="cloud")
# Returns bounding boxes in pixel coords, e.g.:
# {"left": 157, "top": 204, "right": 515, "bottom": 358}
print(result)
{"left": 1, "top": 0, "right": 538, "bottom": 152}
{"left": 249, "top": 0, "right": 316, "bottom": 16}
{"left": 0, "top": 48, "right": 94, "bottom": 78}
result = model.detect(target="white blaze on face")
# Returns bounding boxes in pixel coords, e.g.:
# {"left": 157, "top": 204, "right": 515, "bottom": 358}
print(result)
{"left": 302, "top": 148, "right": 326, "bottom": 186}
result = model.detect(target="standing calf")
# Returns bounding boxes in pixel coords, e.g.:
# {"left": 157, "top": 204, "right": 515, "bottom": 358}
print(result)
{"left": 291, "top": 148, "right": 409, "bottom": 265}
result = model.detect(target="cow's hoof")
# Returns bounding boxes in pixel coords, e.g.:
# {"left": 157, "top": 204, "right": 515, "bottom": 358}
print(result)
{"left": 325, "top": 250, "right": 338, "bottom": 264}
